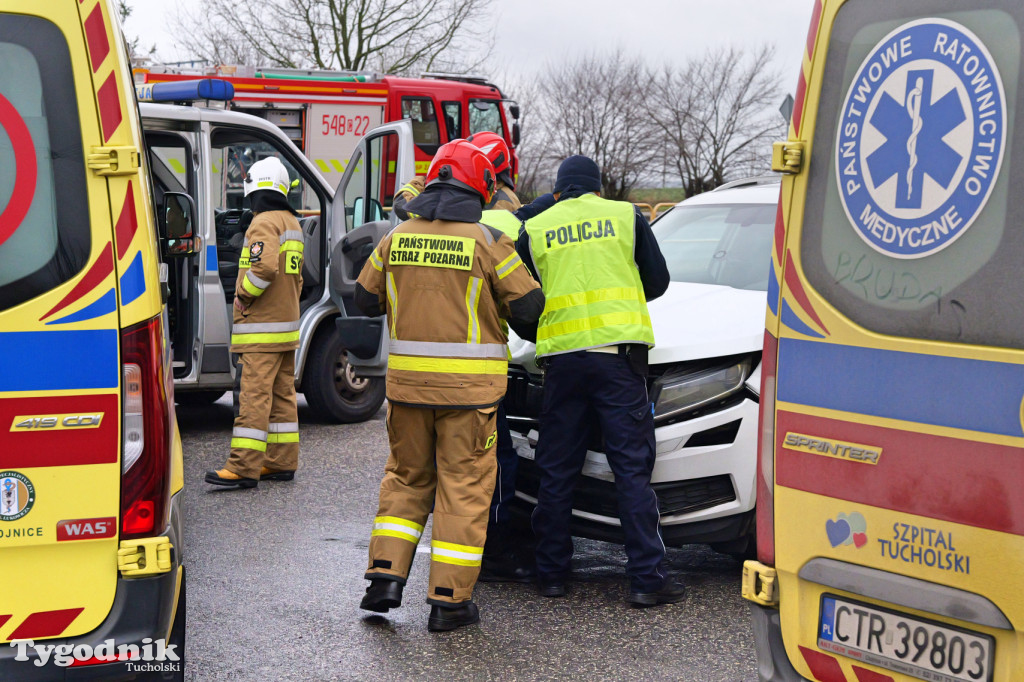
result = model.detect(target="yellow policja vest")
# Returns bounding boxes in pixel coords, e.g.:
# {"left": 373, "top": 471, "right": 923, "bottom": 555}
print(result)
{"left": 480, "top": 209, "right": 523, "bottom": 240}
{"left": 525, "top": 194, "right": 654, "bottom": 358}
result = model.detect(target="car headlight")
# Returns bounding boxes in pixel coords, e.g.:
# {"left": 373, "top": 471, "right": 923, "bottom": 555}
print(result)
{"left": 652, "top": 357, "right": 753, "bottom": 422}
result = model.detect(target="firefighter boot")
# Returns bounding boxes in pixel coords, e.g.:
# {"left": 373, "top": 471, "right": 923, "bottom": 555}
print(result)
{"left": 260, "top": 466, "right": 295, "bottom": 481}
{"left": 427, "top": 601, "right": 480, "bottom": 632}
{"left": 360, "top": 578, "right": 404, "bottom": 613}
{"left": 204, "top": 468, "right": 258, "bottom": 489}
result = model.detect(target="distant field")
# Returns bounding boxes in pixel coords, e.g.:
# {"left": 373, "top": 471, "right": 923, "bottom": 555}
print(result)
{"left": 628, "top": 187, "right": 687, "bottom": 205}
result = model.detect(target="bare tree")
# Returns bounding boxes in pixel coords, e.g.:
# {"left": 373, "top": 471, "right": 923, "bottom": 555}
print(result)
{"left": 172, "top": 0, "right": 494, "bottom": 75}
{"left": 648, "top": 45, "right": 786, "bottom": 196}
{"left": 523, "top": 51, "right": 659, "bottom": 201}
{"left": 116, "top": 1, "right": 155, "bottom": 62}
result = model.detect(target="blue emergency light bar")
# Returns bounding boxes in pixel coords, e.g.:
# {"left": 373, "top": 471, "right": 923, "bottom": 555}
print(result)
{"left": 136, "top": 79, "right": 234, "bottom": 103}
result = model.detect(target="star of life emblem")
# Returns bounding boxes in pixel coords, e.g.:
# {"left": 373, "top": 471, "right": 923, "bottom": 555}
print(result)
{"left": 835, "top": 18, "right": 1006, "bottom": 259}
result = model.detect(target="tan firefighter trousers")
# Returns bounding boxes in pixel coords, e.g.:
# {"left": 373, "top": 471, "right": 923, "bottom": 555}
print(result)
{"left": 226, "top": 351, "right": 299, "bottom": 480}
{"left": 366, "top": 403, "right": 498, "bottom": 605}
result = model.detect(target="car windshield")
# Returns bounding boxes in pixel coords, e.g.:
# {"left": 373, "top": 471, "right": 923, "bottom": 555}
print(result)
{"left": 652, "top": 202, "right": 776, "bottom": 291}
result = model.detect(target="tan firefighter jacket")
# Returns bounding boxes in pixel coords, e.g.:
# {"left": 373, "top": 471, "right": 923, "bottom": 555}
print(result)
{"left": 231, "top": 210, "right": 304, "bottom": 353}
{"left": 357, "top": 218, "right": 541, "bottom": 408}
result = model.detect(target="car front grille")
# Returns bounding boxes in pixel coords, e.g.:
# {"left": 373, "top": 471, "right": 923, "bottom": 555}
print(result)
{"left": 516, "top": 457, "right": 736, "bottom": 518}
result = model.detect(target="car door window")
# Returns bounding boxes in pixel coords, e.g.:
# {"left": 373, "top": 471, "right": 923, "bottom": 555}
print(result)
{"left": 469, "top": 99, "right": 504, "bottom": 137}
{"left": 443, "top": 101, "right": 462, "bottom": 140}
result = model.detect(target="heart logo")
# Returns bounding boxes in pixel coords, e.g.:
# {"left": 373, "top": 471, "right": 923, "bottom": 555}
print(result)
{"left": 826, "top": 519, "right": 851, "bottom": 547}
{"left": 853, "top": 532, "right": 868, "bottom": 548}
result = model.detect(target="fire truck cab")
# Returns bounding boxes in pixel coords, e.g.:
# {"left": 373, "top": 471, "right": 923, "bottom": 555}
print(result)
{"left": 135, "top": 66, "right": 521, "bottom": 192}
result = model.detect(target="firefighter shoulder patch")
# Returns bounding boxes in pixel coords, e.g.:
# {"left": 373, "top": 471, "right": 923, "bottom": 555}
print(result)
{"left": 249, "top": 241, "right": 264, "bottom": 262}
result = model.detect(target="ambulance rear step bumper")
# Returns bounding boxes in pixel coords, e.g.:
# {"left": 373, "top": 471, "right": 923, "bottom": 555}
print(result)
{"left": 748, "top": 602, "right": 808, "bottom": 682}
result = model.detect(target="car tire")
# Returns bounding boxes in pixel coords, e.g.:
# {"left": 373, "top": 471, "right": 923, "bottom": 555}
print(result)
{"left": 174, "top": 390, "right": 226, "bottom": 406}
{"left": 303, "top": 326, "right": 385, "bottom": 423}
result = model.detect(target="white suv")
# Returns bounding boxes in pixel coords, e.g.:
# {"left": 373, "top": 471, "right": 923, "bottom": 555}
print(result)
{"left": 503, "top": 177, "right": 779, "bottom": 558}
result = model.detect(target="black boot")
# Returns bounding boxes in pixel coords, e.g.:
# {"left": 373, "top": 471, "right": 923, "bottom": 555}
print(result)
{"left": 360, "top": 579, "right": 404, "bottom": 613}
{"left": 427, "top": 601, "right": 480, "bottom": 632}
{"left": 627, "top": 578, "right": 686, "bottom": 607}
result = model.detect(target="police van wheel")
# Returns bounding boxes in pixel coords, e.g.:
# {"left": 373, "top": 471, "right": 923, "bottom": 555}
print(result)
{"left": 174, "top": 390, "right": 226, "bottom": 406}
{"left": 304, "top": 329, "right": 386, "bottom": 423}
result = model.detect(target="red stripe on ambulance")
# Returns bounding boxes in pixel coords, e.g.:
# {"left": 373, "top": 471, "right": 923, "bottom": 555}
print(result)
{"left": 8, "top": 608, "right": 84, "bottom": 640}
{"left": 776, "top": 410, "right": 1024, "bottom": 536}
{"left": 0, "top": 394, "right": 118, "bottom": 468}
{"left": 82, "top": 3, "right": 109, "bottom": 73}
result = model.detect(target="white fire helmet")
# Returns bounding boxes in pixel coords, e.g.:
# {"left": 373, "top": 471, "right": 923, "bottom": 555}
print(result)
{"left": 243, "top": 157, "right": 291, "bottom": 198}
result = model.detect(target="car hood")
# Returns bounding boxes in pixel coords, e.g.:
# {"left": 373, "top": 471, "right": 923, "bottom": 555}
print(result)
{"left": 508, "top": 282, "right": 766, "bottom": 373}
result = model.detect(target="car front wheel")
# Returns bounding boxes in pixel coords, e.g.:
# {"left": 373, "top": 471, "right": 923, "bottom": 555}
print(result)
{"left": 303, "top": 327, "right": 385, "bottom": 423}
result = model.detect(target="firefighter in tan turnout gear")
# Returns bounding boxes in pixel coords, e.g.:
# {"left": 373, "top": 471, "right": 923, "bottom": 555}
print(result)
{"left": 355, "top": 140, "right": 545, "bottom": 631}
{"left": 205, "top": 157, "right": 303, "bottom": 489}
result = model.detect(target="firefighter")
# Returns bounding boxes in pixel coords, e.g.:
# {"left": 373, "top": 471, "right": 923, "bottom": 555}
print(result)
{"left": 462, "top": 131, "right": 535, "bottom": 583}
{"left": 467, "top": 131, "right": 521, "bottom": 213}
{"left": 516, "top": 155, "right": 685, "bottom": 606}
{"left": 355, "top": 140, "right": 545, "bottom": 631}
{"left": 205, "top": 157, "right": 303, "bottom": 489}
{"left": 392, "top": 176, "right": 424, "bottom": 221}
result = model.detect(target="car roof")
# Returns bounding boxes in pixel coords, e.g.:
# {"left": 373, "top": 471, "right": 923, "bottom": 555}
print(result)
{"left": 674, "top": 176, "right": 781, "bottom": 207}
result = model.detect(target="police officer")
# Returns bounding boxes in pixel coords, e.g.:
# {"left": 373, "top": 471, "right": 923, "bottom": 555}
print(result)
{"left": 516, "top": 155, "right": 685, "bottom": 606}
{"left": 355, "top": 141, "right": 544, "bottom": 631}
{"left": 205, "top": 157, "right": 303, "bottom": 488}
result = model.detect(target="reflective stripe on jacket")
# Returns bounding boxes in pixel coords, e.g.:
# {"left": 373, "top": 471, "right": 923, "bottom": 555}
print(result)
{"left": 524, "top": 194, "right": 655, "bottom": 357}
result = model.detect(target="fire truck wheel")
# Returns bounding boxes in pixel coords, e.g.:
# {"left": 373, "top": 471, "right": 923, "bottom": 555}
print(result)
{"left": 303, "top": 327, "right": 386, "bottom": 423}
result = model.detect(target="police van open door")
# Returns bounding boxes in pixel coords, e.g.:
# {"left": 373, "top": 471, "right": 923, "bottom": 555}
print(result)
{"left": 330, "top": 120, "right": 415, "bottom": 375}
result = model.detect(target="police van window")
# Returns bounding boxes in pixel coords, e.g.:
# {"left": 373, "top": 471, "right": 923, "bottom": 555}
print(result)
{"left": 210, "top": 130, "right": 321, "bottom": 215}
{"left": 146, "top": 132, "right": 194, "bottom": 211}
{"left": 800, "top": 4, "right": 1024, "bottom": 349}
{"left": 469, "top": 100, "right": 504, "bottom": 138}
{"left": 343, "top": 147, "right": 367, "bottom": 231}
{"left": 0, "top": 16, "right": 89, "bottom": 313}
{"left": 653, "top": 203, "right": 776, "bottom": 291}
{"left": 401, "top": 97, "right": 440, "bottom": 155}
{"left": 443, "top": 101, "right": 462, "bottom": 140}
{"left": 366, "top": 132, "right": 399, "bottom": 221}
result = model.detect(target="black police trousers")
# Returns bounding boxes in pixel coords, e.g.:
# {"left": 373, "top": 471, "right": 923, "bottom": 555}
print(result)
{"left": 531, "top": 350, "right": 667, "bottom": 592}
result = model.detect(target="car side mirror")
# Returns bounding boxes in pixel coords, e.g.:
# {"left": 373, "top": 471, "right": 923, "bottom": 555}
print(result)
{"left": 509, "top": 103, "right": 520, "bottom": 120}
{"left": 512, "top": 122, "right": 521, "bottom": 147}
{"left": 161, "top": 192, "right": 197, "bottom": 258}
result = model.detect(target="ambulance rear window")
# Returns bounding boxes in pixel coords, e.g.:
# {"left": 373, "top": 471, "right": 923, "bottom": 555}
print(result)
{"left": 0, "top": 15, "right": 88, "bottom": 313}
{"left": 799, "top": 3, "right": 1024, "bottom": 349}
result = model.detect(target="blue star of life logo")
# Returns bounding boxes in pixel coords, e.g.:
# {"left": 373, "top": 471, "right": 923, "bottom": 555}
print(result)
{"left": 836, "top": 19, "right": 1006, "bottom": 259}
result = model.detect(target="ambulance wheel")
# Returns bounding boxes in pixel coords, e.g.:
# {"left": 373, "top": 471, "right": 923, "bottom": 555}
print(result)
{"left": 175, "top": 390, "right": 226, "bottom": 406}
{"left": 304, "top": 328, "right": 386, "bottom": 423}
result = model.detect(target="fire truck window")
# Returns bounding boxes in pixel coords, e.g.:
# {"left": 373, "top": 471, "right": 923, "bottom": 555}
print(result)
{"left": 401, "top": 97, "right": 441, "bottom": 155}
{"left": 469, "top": 100, "right": 504, "bottom": 138}
{"left": 443, "top": 101, "right": 462, "bottom": 141}
{"left": 0, "top": 15, "right": 88, "bottom": 313}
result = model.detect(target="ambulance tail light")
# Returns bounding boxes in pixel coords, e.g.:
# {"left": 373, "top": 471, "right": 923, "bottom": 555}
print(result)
{"left": 120, "top": 316, "right": 171, "bottom": 539}
{"left": 755, "top": 330, "right": 777, "bottom": 566}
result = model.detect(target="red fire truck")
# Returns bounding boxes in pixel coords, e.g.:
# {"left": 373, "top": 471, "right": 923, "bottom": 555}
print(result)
{"left": 134, "top": 65, "right": 521, "bottom": 192}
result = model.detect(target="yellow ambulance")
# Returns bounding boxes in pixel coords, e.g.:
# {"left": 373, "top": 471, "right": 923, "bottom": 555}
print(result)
{"left": 0, "top": 0, "right": 186, "bottom": 677}
{"left": 745, "top": 1, "right": 1024, "bottom": 681}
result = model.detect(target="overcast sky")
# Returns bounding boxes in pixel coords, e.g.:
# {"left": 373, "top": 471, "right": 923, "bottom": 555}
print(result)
{"left": 125, "top": 0, "right": 814, "bottom": 94}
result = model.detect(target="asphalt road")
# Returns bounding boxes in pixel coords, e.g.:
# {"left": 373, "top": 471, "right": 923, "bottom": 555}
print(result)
{"left": 175, "top": 395, "right": 759, "bottom": 681}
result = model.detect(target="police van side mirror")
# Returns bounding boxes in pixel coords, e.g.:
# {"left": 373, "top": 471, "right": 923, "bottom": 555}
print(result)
{"left": 160, "top": 192, "right": 197, "bottom": 258}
